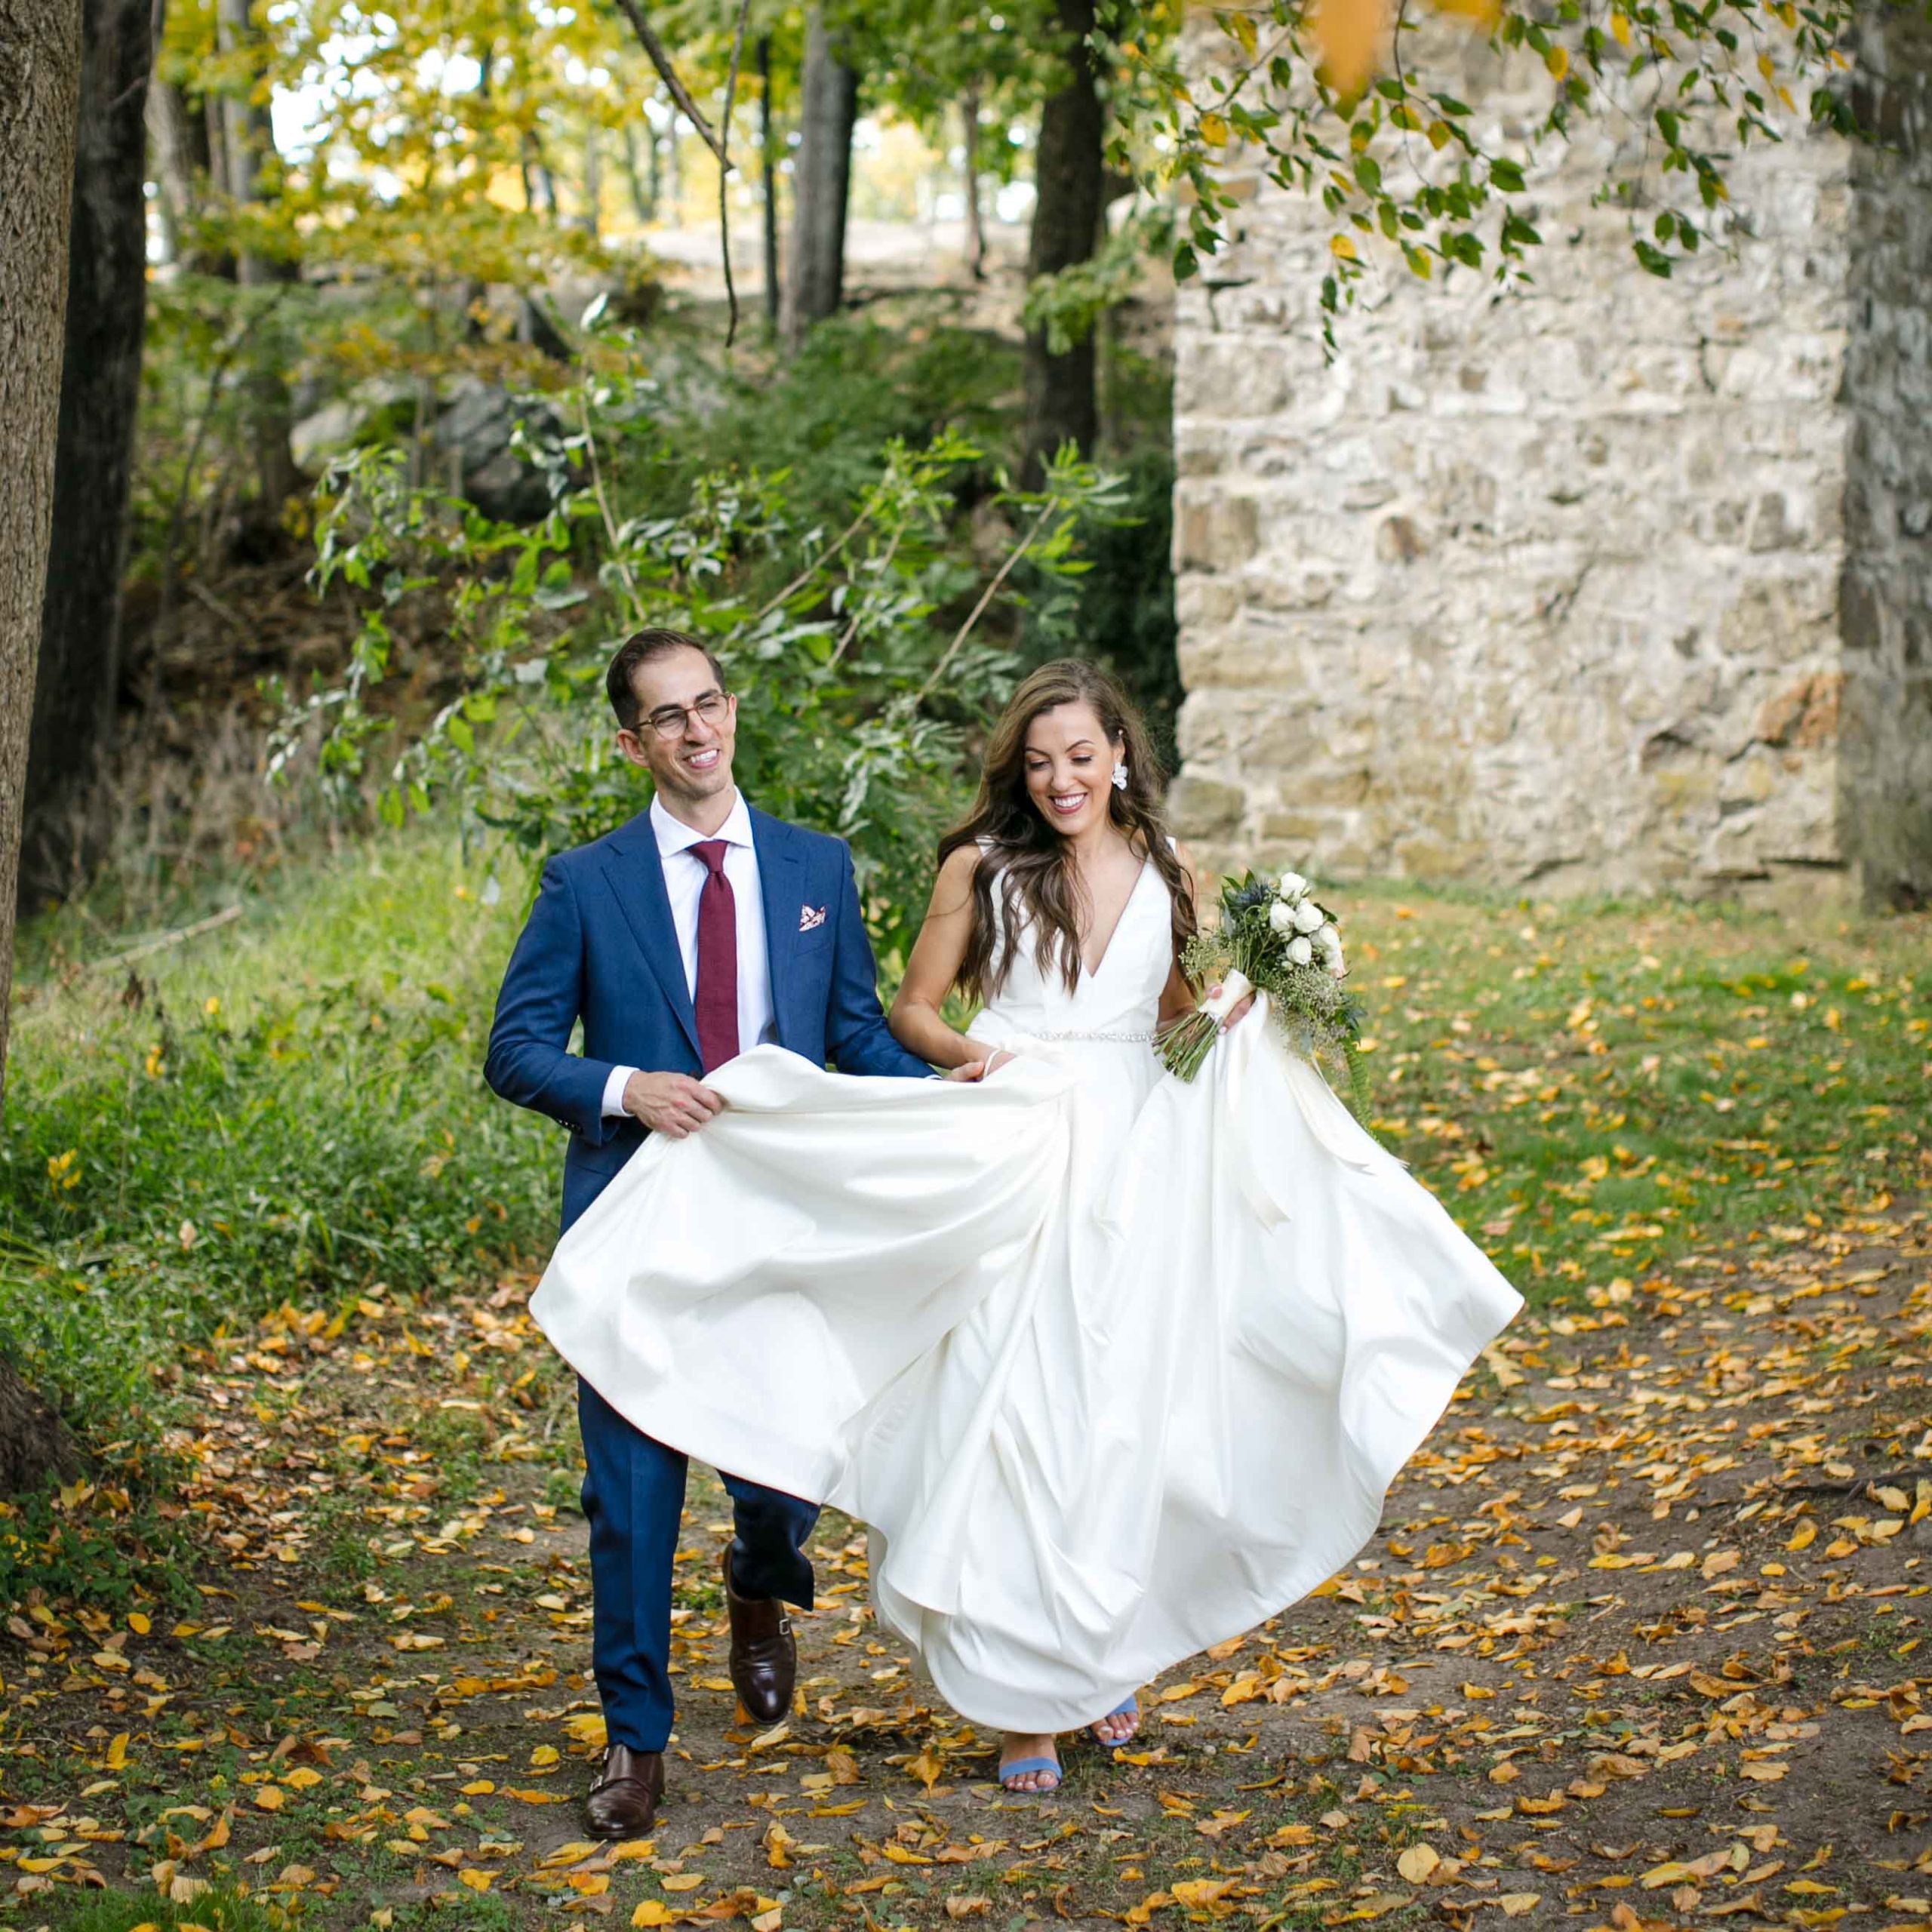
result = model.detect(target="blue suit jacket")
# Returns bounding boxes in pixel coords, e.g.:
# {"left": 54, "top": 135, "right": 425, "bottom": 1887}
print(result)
{"left": 485, "top": 804, "right": 931, "bottom": 1232}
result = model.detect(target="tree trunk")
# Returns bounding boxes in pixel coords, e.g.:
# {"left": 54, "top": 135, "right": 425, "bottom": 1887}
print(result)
{"left": 621, "top": 121, "right": 656, "bottom": 225}
{"left": 215, "top": 0, "right": 299, "bottom": 515}
{"left": 0, "top": 0, "right": 88, "bottom": 1488}
{"left": 1022, "top": 0, "right": 1103, "bottom": 485}
{"left": 758, "top": 35, "right": 780, "bottom": 333}
{"left": 524, "top": 131, "right": 557, "bottom": 217}
{"left": 782, "top": 8, "right": 857, "bottom": 347}
{"left": 580, "top": 120, "right": 601, "bottom": 238}
{"left": 961, "top": 85, "right": 986, "bottom": 281}
{"left": 20, "top": 0, "right": 154, "bottom": 907}
{"left": 148, "top": 76, "right": 222, "bottom": 274}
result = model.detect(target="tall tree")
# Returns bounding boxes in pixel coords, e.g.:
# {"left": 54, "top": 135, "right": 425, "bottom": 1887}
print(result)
{"left": 0, "top": 0, "right": 88, "bottom": 1489}
{"left": 783, "top": 7, "right": 858, "bottom": 344}
{"left": 758, "top": 35, "right": 781, "bottom": 331}
{"left": 1021, "top": 0, "right": 1102, "bottom": 484}
{"left": 960, "top": 84, "right": 986, "bottom": 281}
{"left": 20, "top": 0, "right": 155, "bottom": 905}
{"left": 215, "top": 0, "right": 299, "bottom": 514}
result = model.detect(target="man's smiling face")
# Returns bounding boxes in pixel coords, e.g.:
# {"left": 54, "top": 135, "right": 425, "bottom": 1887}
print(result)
{"left": 617, "top": 644, "right": 738, "bottom": 813}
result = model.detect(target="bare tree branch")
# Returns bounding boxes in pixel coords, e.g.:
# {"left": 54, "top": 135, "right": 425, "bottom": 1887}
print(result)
{"left": 718, "top": 0, "right": 752, "bottom": 346}
{"left": 613, "top": 0, "right": 726, "bottom": 162}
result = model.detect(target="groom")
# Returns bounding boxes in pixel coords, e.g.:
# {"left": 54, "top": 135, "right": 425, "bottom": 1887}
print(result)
{"left": 485, "top": 629, "right": 937, "bottom": 1836}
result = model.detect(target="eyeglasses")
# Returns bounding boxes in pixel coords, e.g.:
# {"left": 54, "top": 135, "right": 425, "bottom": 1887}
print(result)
{"left": 632, "top": 690, "right": 730, "bottom": 740}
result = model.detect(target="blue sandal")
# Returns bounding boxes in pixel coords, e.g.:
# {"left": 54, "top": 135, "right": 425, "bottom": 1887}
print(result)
{"left": 998, "top": 1752, "right": 1063, "bottom": 1794}
{"left": 1090, "top": 1697, "right": 1140, "bottom": 1753}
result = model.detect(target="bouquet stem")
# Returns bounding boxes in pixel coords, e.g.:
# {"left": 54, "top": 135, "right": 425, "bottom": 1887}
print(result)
{"left": 1156, "top": 971, "right": 1253, "bottom": 1084}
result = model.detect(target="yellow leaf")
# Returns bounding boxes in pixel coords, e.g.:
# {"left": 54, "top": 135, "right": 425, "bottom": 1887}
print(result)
{"left": 106, "top": 1733, "right": 130, "bottom": 1770}
{"left": 905, "top": 1746, "right": 944, "bottom": 1790}
{"left": 1499, "top": 1896, "right": 1542, "bottom": 1918}
{"left": 566, "top": 1874, "right": 610, "bottom": 1896}
{"left": 1198, "top": 112, "right": 1229, "bottom": 147}
{"left": 1610, "top": 9, "right": 1631, "bottom": 43}
{"left": 1397, "top": 1844, "right": 1440, "bottom": 1883}
{"left": 254, "top": 1786, "right": 285, "bottom": 1812}
{"left": 459, "top": 1871, "right": 493, "bottom": 1894}
{"left": 1311, "top": 0, "right": 1386, "bottom": 93}
{"left": 661, "top": 1874, "right": 705, "bottom": 1893}
{"left": 1171, "top": 1879, "right": 1238, "bottom": 1906}
{"left": 285, "top": 1767, "right": 323, "bottom": 1789}
{"left": 1545, "top": 43, "right": 1569, "bottom": 78}
{"left": 1158, "top": 1681, "right": 1201, "bottom": 1703}
{"left": 1786, "top": 1520, "right": 1817, "bottom": 1552}
{"left": 1331, "top": 234, "right": 1358, "bottom": 260}
{"left": 632, "top": 1906, "right": 674, "bottom": 1927}
{"left": 563, "top": 1713, "right": 608, "bottom": 1749}
{"left": 540, "top": 1844, "right": 601, "bottom": 1869}
{"left": 765, "top": 1823, "right": 795, "bottom": 1870}
{"left": 128, "top": 1613, "right": 151, "bottom": 1635}
{"left": 530, "top": 1745, "right": 561, "bottom": 1767}
{"left": 461, "top": 1781, "right": 495, "bottom": 1796}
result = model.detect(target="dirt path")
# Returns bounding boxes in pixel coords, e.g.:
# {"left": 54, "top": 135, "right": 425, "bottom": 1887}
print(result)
{"left": 3, "top": 1201, "right": 1926, "bottom": 1932}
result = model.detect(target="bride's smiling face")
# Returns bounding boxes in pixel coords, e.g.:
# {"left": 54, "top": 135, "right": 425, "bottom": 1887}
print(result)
{"left": 1023, "top": 702, "right": 1122, "bottom": 841}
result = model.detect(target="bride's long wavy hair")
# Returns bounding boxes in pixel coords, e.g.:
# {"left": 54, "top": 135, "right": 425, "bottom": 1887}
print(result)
{"left": 940, "top": 660, "right": 1196, "bottom": 1001}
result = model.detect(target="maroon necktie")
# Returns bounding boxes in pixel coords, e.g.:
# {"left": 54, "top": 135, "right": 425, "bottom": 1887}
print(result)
{"left": 691, "top": 840, "right": 739, "bottom": 1073}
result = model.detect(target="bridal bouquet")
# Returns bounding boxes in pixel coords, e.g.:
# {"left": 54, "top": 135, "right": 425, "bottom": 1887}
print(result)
{"left": 1158, "top": 869, "right": 1371, "bottom": 1110}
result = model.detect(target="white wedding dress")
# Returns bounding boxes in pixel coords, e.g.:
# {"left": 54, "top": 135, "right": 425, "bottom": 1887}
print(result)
{"left": 531, "top": 858, "right": 1521, "bottom": 1732}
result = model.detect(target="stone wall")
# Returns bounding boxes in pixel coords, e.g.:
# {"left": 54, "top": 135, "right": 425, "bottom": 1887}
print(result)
{"left": 1171, "top": 28, "right": 1932, "bottom": 907}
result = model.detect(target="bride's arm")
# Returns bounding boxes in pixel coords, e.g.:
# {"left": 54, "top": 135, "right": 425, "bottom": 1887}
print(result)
{"left": 889, "top": 847, "right": 1002, "bottom": 1071}
{"left": 1156, "top": 842, "right": 1203, "bottom": 1029}
{"left": 1157, "top": 841, "right": 1254, "bottom": 1031}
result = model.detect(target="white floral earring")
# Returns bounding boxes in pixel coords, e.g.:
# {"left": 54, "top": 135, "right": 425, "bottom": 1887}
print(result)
{"left": 1112, "top": 759, "right": 1129, "bottom": 792}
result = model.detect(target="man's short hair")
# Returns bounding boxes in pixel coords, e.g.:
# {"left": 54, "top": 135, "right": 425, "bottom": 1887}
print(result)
{"left": 605, "top": 629, "right": 729, "bottom": 731}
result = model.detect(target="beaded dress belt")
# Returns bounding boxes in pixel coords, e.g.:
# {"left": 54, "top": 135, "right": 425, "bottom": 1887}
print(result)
{"left": 1014, "top": 1028, "right": 1155, "bottom": 1044}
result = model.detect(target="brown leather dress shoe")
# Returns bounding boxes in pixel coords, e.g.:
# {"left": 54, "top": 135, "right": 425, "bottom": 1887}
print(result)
{"left": 586, "top": 1743, "right": 664, "bottom": 1838}
{"left": 723, "top": 1548, "right": 797, "bottom": 1724}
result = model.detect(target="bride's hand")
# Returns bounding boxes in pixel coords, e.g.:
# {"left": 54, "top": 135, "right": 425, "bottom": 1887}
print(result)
{"left": 945, "top": 1047, "right": 1014, "bottom": 1082}
{"left": 1210, "top": 984, "right": 1257, "bottom": 1031}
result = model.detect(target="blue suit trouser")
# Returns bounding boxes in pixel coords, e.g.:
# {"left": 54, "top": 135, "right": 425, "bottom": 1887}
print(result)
{"left": 577, "top": 1377, "right": 819, "bottom": 1752}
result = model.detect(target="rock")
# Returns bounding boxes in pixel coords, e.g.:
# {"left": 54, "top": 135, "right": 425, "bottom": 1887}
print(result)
{"left": 432, "top": 378, "right": 564, "bottom": 524}
{"left": 290, "top": 377, "right": 412, "bottom": 474}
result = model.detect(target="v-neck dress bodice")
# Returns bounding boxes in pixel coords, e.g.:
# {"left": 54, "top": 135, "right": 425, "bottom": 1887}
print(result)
{"left": 531, "top": 851, "right": 1521, "bottom": 1734}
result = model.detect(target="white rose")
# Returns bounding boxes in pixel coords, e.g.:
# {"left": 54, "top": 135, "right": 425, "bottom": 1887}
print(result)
{"left": 1315, "top": 921, "right": 1340, "bottom": 954}
{"left": 1287, "top": 934, "right": 1314, "bottom": 966}
{"left": 1330, "top": 951, "right": 1347, "bottom": 978}
{"left": 1292, "top": 899, "right": 1324, "bottom": 934}
{"left": 1277, "top": 870, "right": 1308, "bottom": 900}
{"left": 1269, "top": 898, "right": 1295, "bottom": 934}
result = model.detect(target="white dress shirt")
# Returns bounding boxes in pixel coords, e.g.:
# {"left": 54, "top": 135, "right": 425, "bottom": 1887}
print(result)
{"left": 601, "top": 790, "right": 778, "bottom": 1117}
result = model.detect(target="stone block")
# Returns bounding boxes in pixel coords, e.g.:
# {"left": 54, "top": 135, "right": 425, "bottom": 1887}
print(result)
{"left": 1174, "top": 494, "right": 1260, "bottom": 572}
{"left": 1168, "top": 772, "right": 1248, "bottom": 837}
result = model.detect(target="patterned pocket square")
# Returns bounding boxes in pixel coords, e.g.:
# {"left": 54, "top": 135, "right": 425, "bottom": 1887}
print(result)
{"left": 799, "top": 903, "right": 827, "bottom": 932}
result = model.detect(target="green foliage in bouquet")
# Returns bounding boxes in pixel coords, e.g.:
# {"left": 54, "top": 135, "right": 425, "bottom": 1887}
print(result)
{"left": 1160, "top": 869, "right": 1372, "bottom": 1114}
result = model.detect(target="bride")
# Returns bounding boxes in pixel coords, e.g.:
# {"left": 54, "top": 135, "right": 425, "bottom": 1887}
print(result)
{"left": 532, "top": 659, "right": 1521, "bottom": 1793}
